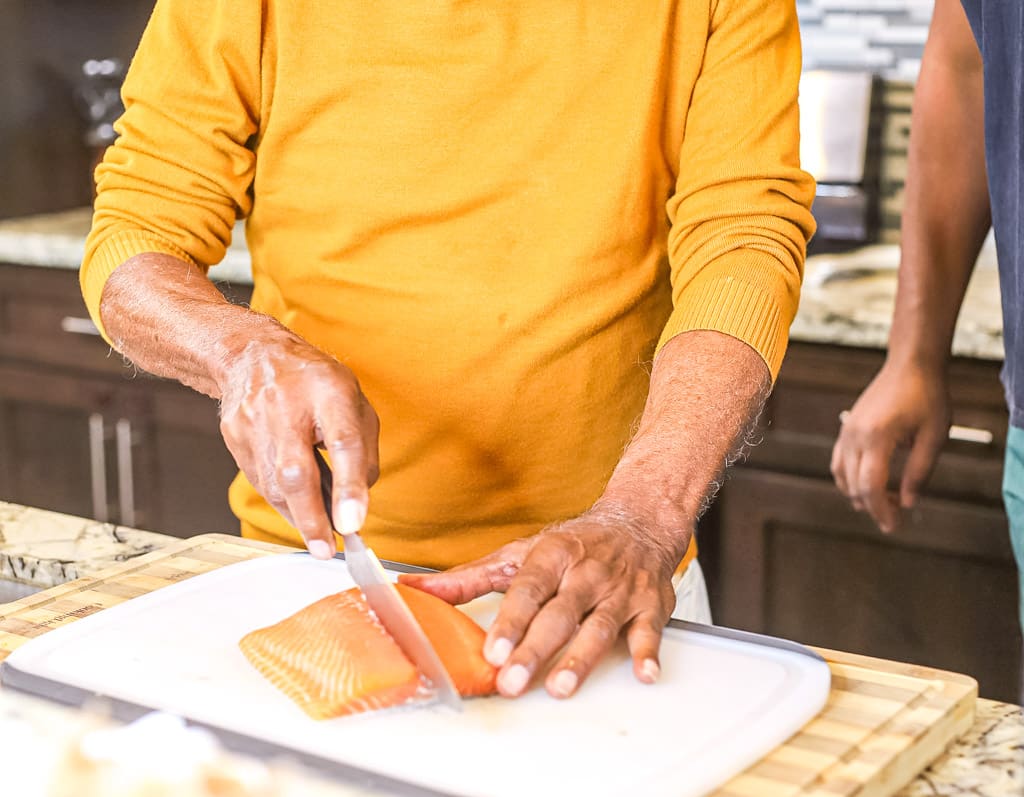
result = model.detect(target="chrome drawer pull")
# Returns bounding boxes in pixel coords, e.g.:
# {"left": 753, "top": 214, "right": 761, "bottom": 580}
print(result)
{"left": 947, "top": 425, "right": 994, "bottom": 445}
{"left": 115, "top": 418, "right": 136, "bottom": 528}
{"left": 60, "top": 316, "right": 101, "bottom": 336}
{"left": 839, "top": 411, "right": 994, "bottom": 446}
{"left": 88, "top": 413, "right": 108, "bottom": 522}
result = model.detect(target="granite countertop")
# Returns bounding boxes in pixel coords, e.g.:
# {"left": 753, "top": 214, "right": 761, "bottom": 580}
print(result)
{"left": 0, "top": 207, "right": 253, "bottom": 286}
{"left": 0, "top": 208, "right": 1007, "bottom": 360}
{"left": 793, "top": 240, "right": 1004, "bottom": 360}
{"left": 0, "top": 502, "right": 171, "bottom": 593}
{"left": 0, "top": 501, "right": 1021, "bottom": 795}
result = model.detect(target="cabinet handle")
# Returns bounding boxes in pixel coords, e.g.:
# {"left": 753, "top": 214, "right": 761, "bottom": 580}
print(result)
{"left": 947, "top": 425, "right": 995, "bottom": 445}
{"left": 60, "top": 316, "right": 101, "bottom": 336}
{"left": 839, "top": 411, "right": 994, "bottom": 446}
{"left": 115, "top": 418, "right": 136, "bottom": 528}
{"left": 88, "top": 413, "right": 108, "bottom": 522}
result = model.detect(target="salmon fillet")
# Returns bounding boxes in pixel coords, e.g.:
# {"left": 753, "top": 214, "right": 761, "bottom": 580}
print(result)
{"left": 239, "top": 584, "right": 497, "bottom": 719}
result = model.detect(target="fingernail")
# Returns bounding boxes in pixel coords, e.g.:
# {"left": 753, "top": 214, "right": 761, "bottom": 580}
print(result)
{"left": 337, "top": 499, "right": 366, "bottom": 534}
{"left": 641, "top": 658, "right": 660, "bottom": 683}
{"left": 485, "top": 637, "right": 513, "bottom": 667}
{"left": 308, "top": 539, "right": 333, "bottom": 560}
{"left": 551, "top": 669, "right": 578, "bottom": 698}
{"left": 499, "top": 664, "right": 530, "bottom": 696}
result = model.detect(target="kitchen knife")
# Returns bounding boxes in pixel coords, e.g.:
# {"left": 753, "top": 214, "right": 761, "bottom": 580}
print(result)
{"left": 313, "top": 447, "right": 463, "bottom": 712}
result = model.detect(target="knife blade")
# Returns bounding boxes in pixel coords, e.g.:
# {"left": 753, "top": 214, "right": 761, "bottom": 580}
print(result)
{"left": 313, "top": 447, "right": 462, "bottom": 712}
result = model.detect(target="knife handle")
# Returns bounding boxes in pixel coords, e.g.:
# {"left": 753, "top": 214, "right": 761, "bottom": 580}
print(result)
{"left": 313, "top": 447, "right": 336, "bottom": 529}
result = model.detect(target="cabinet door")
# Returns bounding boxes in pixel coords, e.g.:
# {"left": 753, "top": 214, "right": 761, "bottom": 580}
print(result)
{"left": 0, "top": 264, "right": 125, "bottom": 376}
{"left": 0, "top": 364, "right": 116, "bottom": 520}
{"left": 713, "top": 468, "right": 1023, "bottom": 702}
{"left": 146, "top": 382, "right": 240, "bottom": 538}
{"left": 0, "top": 264, "right": 249, "bottom": 536}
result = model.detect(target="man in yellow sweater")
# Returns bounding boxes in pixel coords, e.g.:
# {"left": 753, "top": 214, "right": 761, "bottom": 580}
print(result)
{"left": 82, "top": 0, "right": 814, "bottom": 700}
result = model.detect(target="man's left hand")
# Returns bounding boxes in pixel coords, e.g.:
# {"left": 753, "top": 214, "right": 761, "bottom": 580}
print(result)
{"left": 399, "top": 506, "right": 686, "bottom": 699}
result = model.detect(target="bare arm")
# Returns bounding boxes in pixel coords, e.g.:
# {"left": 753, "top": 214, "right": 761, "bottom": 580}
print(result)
{"left": 887, "top": 0, "right": 991, "bottom": 368}
{"left": 404, "top": 330, "right": 769, "bottom": 698}
{"left": 101, "top": 253, "right": 263, "bottom": 397}
{"left": 100, "top": 254, "right": 380, "bottom": 557}
{"left": 832, "top": 0, "right": 991, "bottom": 531}
{"left": 599, "top": 331, "right": 770, "bottom": 530}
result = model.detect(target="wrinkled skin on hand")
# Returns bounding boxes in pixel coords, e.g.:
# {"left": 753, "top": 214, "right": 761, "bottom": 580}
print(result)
{"left": 218, "top": 328, "right": 380, "bottom": 558}
{"left": 831, "top": 361, "right": 950, "bottom": 533}
{"left": 401, "top": 504, "right": 687, "bottom": 700}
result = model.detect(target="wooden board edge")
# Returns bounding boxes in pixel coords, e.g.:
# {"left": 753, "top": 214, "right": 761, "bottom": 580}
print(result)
{"left": 853, "top": 686, "right": 977, "bottom": 797}
{"left": 187, "top": 533, "right": 296, "bottom": 553}
{"left": 813, "top": 645, "right": 980, "bottom": 692}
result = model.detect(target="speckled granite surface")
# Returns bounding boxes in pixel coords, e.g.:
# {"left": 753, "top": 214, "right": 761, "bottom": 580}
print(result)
{"left": 0, "top": 207, "right": 252, "bottom": 285}
{"left": 792, "top": 241, "right": 1004, "bottom": 361}
{"left": 0, "top": 209, "right": 1007, "bottom": 360}
{"left": 897, "top": 699, "right": 1023, "bottom": 797}
{"left": 0, "top": 502, "right": 171, "bottom": 589}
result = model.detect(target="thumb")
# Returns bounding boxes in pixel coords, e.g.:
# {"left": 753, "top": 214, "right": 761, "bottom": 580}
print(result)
{"left": 399, "top": 540, "right": 530, "bottom": 604}
{"left": 900, "top": 423, "right": 946, "bottom": 508}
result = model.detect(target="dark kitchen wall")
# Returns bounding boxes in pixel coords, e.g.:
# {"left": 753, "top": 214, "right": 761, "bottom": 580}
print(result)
{"left": 0, "top": 0, "right": 153, "bottom": 220}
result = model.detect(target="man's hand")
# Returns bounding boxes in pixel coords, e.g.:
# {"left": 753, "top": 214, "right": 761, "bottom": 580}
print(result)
{"left": 218, "top": 327, "right": 380, "bottom": 558}
{"left": 401, "top": 504, "right": 684, "bottom": 699}
{"left": 97, "top": 253, "right": 380, "bottom": 558}
{"left": 831, "top": 363, "right": 950, "bottom": 532}
{"left": 406, "top": 330, "right": 770, "bottom": 700}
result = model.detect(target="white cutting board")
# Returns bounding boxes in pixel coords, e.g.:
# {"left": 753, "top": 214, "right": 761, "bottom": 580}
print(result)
{"left": 3, "top": 554, "right": 830, "bottom": 797}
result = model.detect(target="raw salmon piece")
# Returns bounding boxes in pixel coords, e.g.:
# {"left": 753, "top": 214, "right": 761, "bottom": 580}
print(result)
{"left": 392, "top": 583, "right": 498, "bottom": 698}
{"left": 239, "top": 589, "right": 423, "bottom": 720}
{"left": 239, "top": 584, "right": 496, "bottom": 719}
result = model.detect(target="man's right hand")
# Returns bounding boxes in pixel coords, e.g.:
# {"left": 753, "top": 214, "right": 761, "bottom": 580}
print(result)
{"left": 831, "top": 363, "right": 950, "bottom": 533}
{"left": 217, "top": 326, "right": 380, "bottom": 559}
{"left": 97, "top": 253, "right": 380, "bottom": 560}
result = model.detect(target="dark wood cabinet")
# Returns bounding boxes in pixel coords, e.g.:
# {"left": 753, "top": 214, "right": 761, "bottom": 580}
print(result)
{"left": 0, "top": 263, "right": 244, "bottom": 537}
{"left": 0, "top": 363, "right": 116, "bottom": 520}
{"left": 703, "top": 343, "right": 1023, "bottom": 702}
{"left": 146, "top": 382, "right": 239, "bottom": 535}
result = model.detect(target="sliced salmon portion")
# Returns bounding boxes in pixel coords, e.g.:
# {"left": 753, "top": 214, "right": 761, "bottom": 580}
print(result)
{"left": 392, "top": 583, "right": 498, "bottom": 698}
{"left": 239, "top": 584, "right": 496, "bottom": 719}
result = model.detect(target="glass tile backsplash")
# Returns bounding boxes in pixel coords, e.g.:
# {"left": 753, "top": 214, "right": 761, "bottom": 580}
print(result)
{"left": 799, "top": 0, "right": 933, "bottom": 81}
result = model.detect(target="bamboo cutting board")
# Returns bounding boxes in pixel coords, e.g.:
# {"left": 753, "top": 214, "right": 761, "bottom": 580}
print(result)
{"left": 0, "top": 534, "right": 977, "bottom": 797}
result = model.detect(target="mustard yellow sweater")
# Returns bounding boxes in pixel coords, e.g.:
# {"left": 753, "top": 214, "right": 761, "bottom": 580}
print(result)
{"left": 82, "top": 0, "right": 815, "bottom": 569}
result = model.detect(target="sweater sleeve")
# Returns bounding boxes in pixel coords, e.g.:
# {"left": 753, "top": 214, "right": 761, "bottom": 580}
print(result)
{"left": 80, "top": 0, "right": 262, "bottom": 341}
{"left": 661, "top": 0, "right": 816, "bottom": 380}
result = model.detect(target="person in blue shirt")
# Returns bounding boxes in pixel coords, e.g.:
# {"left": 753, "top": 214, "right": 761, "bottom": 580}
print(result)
{"left": 832, "top": 0, "right": 1024, "bottom": 639}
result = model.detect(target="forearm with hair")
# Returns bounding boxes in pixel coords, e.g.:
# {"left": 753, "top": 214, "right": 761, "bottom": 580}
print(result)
{"left": 597, "top": 330, "right": 771, "bottom": 550}
{"left": 99, "top": 253, "right": 289, "bottom": 399}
